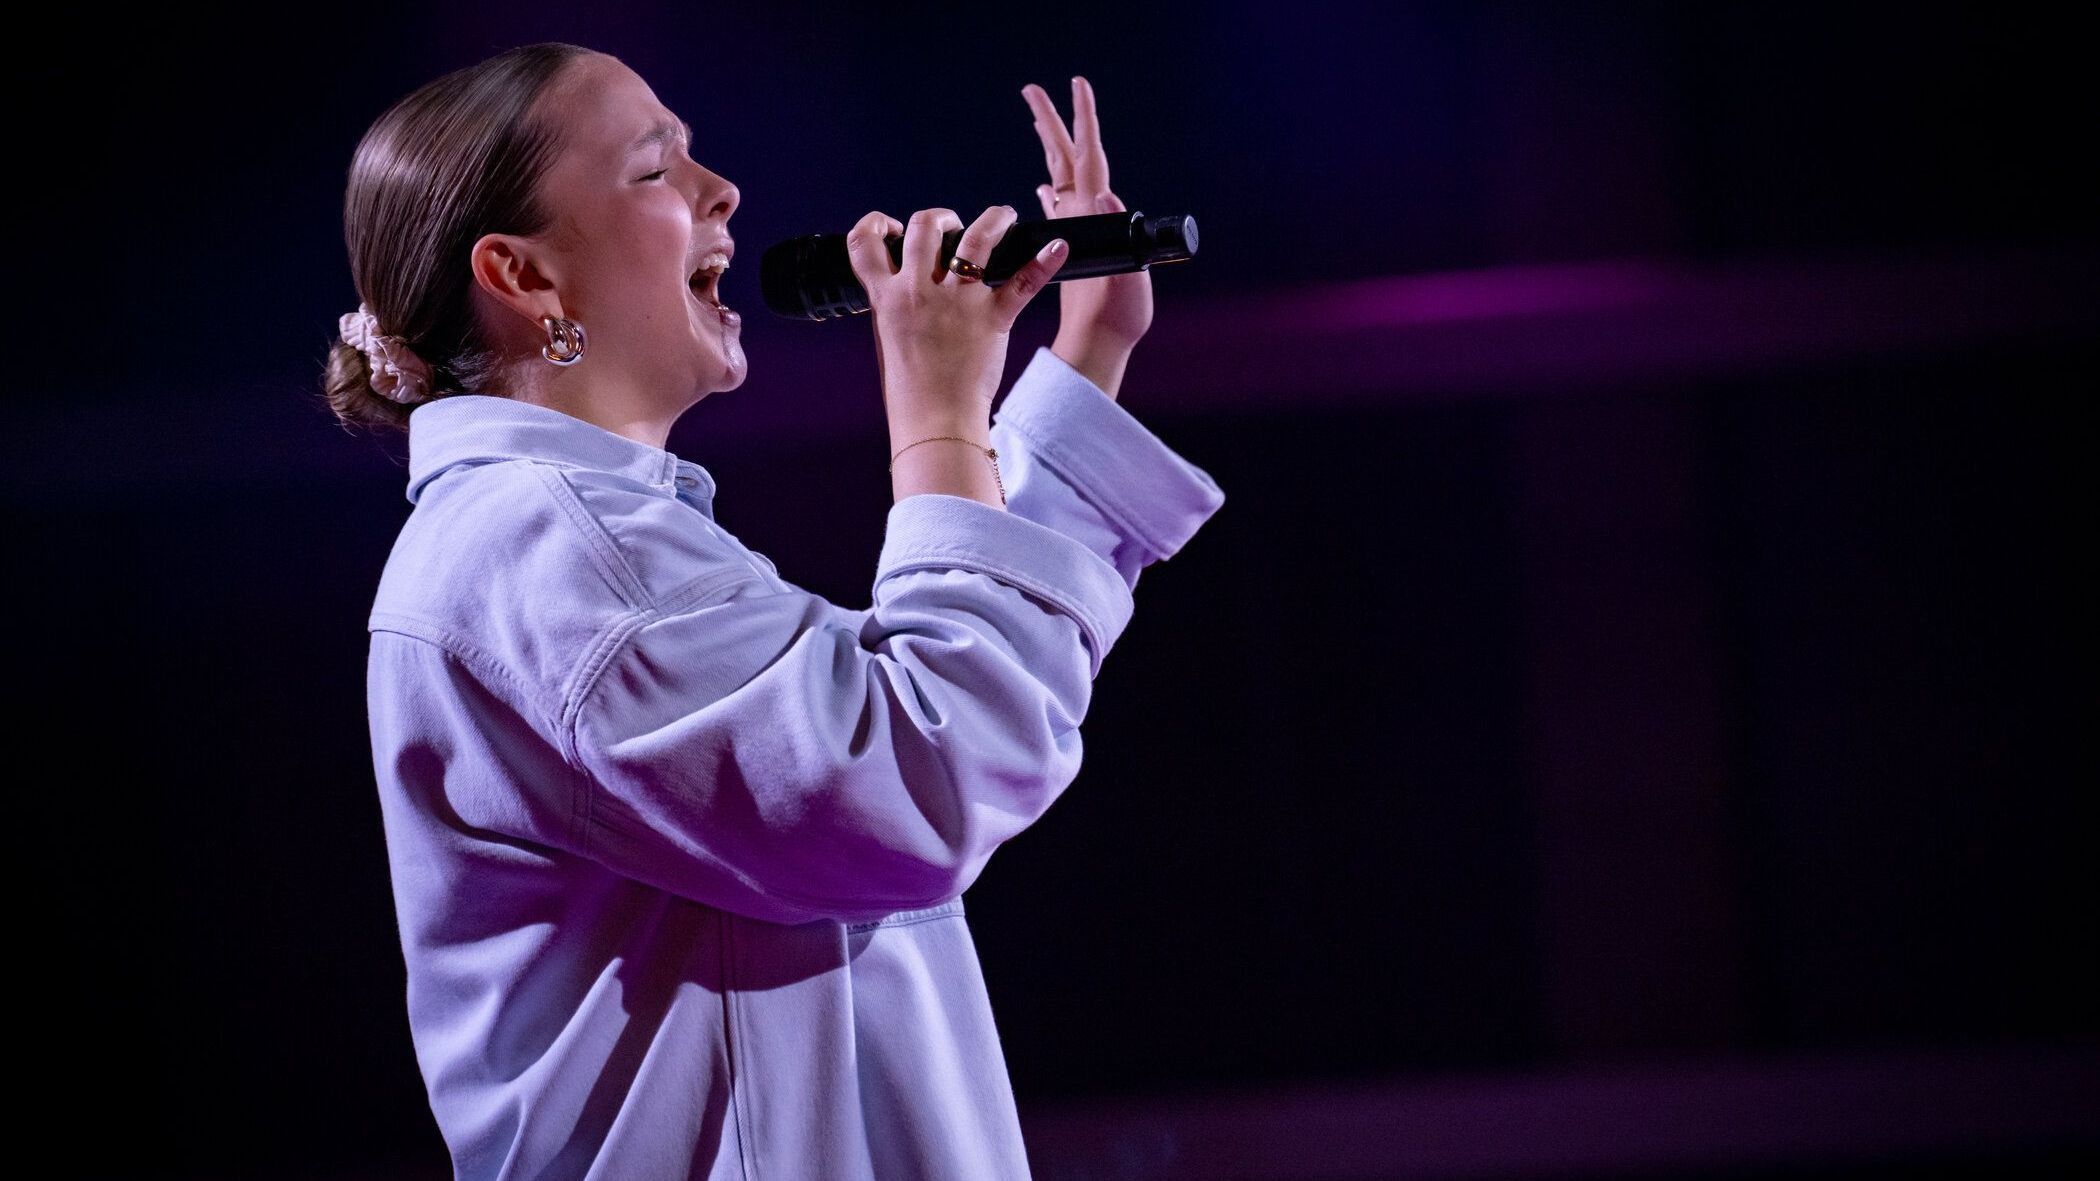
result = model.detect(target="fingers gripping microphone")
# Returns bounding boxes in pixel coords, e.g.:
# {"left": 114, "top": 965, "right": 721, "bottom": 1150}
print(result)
{"left": 759, "top": 209, "right": 1198, "bottom": 321}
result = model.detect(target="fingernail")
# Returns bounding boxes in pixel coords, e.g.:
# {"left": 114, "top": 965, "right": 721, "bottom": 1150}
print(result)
{"left": 1048, "top": 239, "right": 1066, "bottom": 255}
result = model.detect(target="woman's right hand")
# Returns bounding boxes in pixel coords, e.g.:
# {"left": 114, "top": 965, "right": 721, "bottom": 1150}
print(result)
{"left": 846, "top": 205, "right": 1068, "bottom": 434}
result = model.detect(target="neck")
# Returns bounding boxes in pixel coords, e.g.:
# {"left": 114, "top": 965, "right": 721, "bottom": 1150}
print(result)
{"left": 511, "top": 367, "right": 697, "bottom": 450}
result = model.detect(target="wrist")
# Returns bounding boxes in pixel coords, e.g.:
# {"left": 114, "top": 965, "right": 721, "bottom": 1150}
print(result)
{"left": 1050, "top": 332, "right": 1134, "bottom": 402}
{"left": 887, "top": 413, "right": 988, "bottom": 451}
{"left": 888, "top": 432, "right": 1007, "bottom": 509}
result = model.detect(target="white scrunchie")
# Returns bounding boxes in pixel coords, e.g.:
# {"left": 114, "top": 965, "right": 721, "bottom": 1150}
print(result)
{"left": 339, "top": 302, "right": 434, "bottom": 405}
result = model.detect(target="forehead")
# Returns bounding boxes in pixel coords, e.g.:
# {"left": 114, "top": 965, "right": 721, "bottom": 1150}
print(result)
{"left": 546, "top": 56, "right": 677, "bottom": 160}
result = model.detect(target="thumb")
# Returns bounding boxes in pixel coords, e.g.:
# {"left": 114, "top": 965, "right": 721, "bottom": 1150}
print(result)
{"left": 993, "top": 237, "right": 1069, "bottom": 328}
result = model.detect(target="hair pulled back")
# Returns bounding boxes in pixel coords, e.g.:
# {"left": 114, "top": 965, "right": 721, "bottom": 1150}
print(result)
{"left": 320, "top": 42, "right": 596, "bottom": 432}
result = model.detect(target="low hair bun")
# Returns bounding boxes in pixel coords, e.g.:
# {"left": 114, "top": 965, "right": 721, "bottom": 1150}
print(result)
{"left": 322, "top": 336, "right": 417, "bottom": 431}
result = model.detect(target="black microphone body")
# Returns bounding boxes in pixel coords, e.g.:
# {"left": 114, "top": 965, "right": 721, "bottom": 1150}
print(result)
{"left": 760, "top": 209, "right": 1198, "bottom": 321}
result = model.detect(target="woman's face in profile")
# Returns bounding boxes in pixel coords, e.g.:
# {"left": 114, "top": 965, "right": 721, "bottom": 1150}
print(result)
{"left": 531, "top": 54, "right": 745, "bottom": 399}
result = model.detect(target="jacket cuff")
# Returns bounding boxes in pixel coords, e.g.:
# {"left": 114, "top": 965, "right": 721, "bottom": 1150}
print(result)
{"left": 875, "top": 492, "right": 1135, "bottom": 677}
{"left": 993, "top": 345, "right": 1226, "bottom": 562}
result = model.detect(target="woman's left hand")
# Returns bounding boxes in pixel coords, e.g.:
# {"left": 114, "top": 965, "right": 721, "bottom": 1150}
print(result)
{"left": 1022, "top": 77, "right": 1153, "bottom": 369}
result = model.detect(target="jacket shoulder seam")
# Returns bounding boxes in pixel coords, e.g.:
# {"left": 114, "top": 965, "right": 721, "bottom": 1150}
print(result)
{"left": 367, "top": 614, "right": 561, "bottom": 738}
{"left": 555, "top": 564, "right": 767, "bottom": 734}
{"left": 553, "top": 566, "right": 781, "bottom": 862}
{"left": 529, "top": 463, "right": 654, "bottom": 610}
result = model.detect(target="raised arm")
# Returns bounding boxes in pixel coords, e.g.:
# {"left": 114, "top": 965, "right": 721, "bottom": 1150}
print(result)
{"left": 550, "top": 490, "right": 1132, "bottom": 927}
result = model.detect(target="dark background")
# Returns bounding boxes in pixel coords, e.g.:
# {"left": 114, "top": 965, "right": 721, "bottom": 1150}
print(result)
{"left": 18, "top": 3, "right": 2095, "bottom": 1178}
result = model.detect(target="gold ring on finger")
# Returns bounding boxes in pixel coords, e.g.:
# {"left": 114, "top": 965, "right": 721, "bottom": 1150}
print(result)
{"left": 949, "top": 255, "right": 986, "bottom": 282}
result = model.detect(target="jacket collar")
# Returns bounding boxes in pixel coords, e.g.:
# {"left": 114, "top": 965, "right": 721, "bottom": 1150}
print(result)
{"left": 403, "top": 394, "right": 716, "bottom": 511}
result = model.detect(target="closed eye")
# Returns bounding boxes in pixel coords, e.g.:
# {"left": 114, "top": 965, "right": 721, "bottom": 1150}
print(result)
{"left": 641, "top": 169, "right": 668, "bottom": 182}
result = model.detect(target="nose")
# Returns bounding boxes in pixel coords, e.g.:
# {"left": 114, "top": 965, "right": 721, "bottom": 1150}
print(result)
{"left": 699, "top": 168, "right": 738, "bottom": 221}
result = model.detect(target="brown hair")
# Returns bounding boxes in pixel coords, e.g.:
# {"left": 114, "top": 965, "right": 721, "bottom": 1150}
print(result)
{"left": 321, "top": 42, "right": 598, "bottom": 432}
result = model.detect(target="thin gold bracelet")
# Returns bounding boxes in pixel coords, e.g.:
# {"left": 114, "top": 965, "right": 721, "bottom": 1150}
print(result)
{"left": 888, "top": 436, "right": 1006, "bottom": 506}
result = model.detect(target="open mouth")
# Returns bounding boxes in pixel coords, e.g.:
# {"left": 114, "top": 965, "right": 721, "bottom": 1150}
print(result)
{"left": 688, "top": 247, "right": 733, "bottom": 311}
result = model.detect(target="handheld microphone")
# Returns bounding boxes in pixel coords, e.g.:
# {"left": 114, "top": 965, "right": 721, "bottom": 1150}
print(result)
{"left": 758, "top": 209, "right": 1198, "bottom": 321}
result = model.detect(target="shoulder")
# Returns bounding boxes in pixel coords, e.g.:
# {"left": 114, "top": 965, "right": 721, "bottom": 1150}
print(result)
{"left": 370, "top": 459, "right": 774, "bottom": 701}
{"left": 376, "top": 458, "right": 630, "bottom": 607}
{"left": 370, "top": 460, "right": 636, "bottom": 706}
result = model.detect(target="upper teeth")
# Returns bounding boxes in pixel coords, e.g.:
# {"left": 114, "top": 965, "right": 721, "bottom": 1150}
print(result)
{"left": 696, "top": 251, "right": 729, "bottom": 276}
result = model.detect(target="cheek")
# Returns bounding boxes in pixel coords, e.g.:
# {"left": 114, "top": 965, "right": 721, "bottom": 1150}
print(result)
{"left": 635, "top": 195, "right": 693, "bottom": 276}
{"left": 568, "top": 192, "right": 692, "bottom": 325}
{"left": 583, "top": 202, "right": 686, "bottom": 303}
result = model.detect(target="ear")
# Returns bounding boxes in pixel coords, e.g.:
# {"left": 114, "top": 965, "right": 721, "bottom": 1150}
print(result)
{"left": 470, "top": 232, "right": 563, "bottom": 327}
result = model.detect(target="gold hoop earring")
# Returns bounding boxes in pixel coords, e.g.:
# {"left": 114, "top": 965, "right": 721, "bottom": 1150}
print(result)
{"left": 542, "top": 316, "right": 587, "bottom": 366}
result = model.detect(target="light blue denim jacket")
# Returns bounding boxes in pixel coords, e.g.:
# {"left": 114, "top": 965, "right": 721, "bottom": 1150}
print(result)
{"left": 366, "top": 345, "right": 1226, "bottom": 1180}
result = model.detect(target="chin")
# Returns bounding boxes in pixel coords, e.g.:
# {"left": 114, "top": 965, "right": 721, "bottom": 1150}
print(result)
{"left": 684, "top": 304, "right": 747, "bottom": 393}
{"left": 713, "top": 331, "right": 749, "bottom": 389}
{"left": 690, "top": 355, "right": 746, "bottom": 398}
{"left": 712, "top": 345, "right": 749, "bottom": 391}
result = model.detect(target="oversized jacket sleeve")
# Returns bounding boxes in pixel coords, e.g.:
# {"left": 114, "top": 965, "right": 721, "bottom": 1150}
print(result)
{"left": 562, "top": 490, "right": 1137, "bottom": 927}
{"left": 556, "top": 358, "right": 1222, "bottom": 928}
{"left": 991, "top": 345, "right": 1226, "bottom": 591}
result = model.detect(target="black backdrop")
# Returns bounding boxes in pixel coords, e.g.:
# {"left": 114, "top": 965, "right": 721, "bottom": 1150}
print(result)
{"left": 18, "top": 3, "right": 2094, "bottom": 1177}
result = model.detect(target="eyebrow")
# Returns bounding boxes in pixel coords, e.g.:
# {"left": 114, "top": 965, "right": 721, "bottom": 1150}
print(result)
{"left": 628, "top": 115, "right": 693, "bottom": 154}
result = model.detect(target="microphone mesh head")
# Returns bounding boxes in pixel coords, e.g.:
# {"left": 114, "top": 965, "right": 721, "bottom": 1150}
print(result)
{"left": 760, "top": 232, "right": 872, "bottom": 321}
{"left": 759, "top": 236, "right": 814, "bottom": 319}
